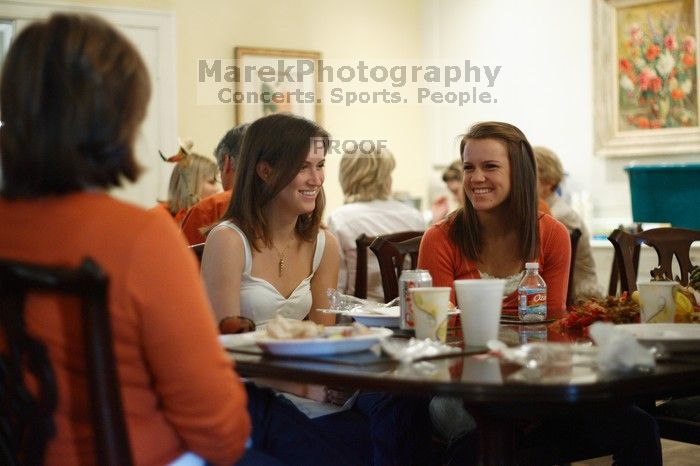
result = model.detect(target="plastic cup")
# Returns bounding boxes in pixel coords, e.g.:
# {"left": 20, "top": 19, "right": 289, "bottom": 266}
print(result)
{"left": 410, "top": 287, "right": 451, "bottom": 341}
{"left": 454, "top": 279, "right": 505, "bottom": 347}
{"left": 637, "top": 281, "right": 676, "bottom": 323}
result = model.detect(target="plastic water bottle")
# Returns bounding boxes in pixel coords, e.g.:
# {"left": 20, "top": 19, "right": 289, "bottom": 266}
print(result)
{"left": 517, "top": 262, "right": 547, "bottom": 322}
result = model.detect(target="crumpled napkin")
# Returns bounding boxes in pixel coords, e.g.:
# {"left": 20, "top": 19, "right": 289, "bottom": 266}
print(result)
{"left": 380, "top": 337, "right": 460, "bottom": 363}
{"left": 589, "top": 322, "right": 655, "bottom": 371}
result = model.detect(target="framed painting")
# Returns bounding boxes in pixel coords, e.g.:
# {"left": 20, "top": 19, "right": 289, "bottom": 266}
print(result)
{"left": 234, "top": 47, "right": 322, "bottom": 124}
{"left": 593, "top": 0, "right": 700, "bottom": 156}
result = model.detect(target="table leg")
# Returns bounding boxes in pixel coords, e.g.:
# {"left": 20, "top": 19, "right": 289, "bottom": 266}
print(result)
{"left": 471, "top": 410, "right": 517, "bottom": 465}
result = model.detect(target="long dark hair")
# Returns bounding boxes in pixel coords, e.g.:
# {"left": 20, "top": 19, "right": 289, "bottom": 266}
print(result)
{"left": 222, "top": 113, "right": 329, "bottom": 250}
{"left": 0, "top": 13, "right": 150, "bottom": 198}
{"left": 448, "top": 121, "right": 539, "bottom": 262}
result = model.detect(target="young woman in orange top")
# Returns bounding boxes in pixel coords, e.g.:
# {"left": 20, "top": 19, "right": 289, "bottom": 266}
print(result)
{"left": 418, "top": 121, "right": 570, "bottom": 318}
{"left": 418, "top": 122, "right": 661, "bottom": 466}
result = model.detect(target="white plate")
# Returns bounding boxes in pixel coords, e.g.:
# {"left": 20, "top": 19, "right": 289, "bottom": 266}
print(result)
{"left": 219, "top": 330, "right": 266, "bottom": 349}
{"left": 617, "top": 323, "right": 700, "bottom": 352}
{"left": 255, "top": 326, "right": 393, "bottom": 356}
{"left": 345, "top": 307, "right": 459, "bottom": 328}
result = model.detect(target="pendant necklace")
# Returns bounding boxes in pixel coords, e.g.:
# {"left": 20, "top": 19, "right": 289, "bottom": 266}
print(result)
{"left": 272, "top": 239, "right": 294, "bottom": 277}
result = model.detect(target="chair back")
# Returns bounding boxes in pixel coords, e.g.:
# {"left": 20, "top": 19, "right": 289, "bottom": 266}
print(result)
{"left": 190, "top": 243, "right": 205, "bottom": 263}
{"left": 369, "top": 231, "right": 424, "bottom": 303}
{"left": 608, "top": 227, "right": 700, "bottom": 293}
{"left": 0, "top": 258, "right": 133, "bottom": 466}
{"left": 566, "top": 228, "right": 582, "bottom": 306}
{"left": 354, "top": 231, "right": 423, "bottom": 300}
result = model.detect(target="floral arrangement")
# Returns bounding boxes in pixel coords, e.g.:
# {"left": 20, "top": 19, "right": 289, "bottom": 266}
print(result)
{"left": 618, "top": 13, "right": 697, "bottom": 129}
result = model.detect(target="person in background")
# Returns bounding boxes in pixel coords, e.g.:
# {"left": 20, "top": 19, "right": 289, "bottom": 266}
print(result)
{"left": 431, "top": 159, "right": 464, "bottom": 223}
{"left": 418, "top": 121, "right": 569, "bottom": 318}
{"left": 202, "top": 113, "right": 432, "bottom": 466}
{"left": 180, "top": 124, "right": 249, "bottom": 245}
{"left": 327, "top": 145, "right": 425, "bottom": 301}
{"left": 0, "top": 13, "right": 261, "bottom": 466}
{"left": 534, "top": 146, "right": 604, "bottom": 301}
{"left": 155, "top": 147, "right": 220, "bottom": 225}
{"left": 418, "top": 121, "right": 661, "bottom": 466}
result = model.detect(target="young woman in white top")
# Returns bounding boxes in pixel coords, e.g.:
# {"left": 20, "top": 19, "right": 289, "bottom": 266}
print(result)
{"left": 202, "top": 113, "right": 338, "bottom": 328}
{"left": 201, "top": 113, "right": 433, "bottom": 466}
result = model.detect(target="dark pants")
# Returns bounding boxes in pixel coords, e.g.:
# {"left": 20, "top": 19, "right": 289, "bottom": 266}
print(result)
{"left": 246, "top": 383, "right": 432, "bottom": 466}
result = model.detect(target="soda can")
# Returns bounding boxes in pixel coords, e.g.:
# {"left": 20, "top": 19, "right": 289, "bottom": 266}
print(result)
{"left": 399, "top": 269, "right": 432, "bottom": 330}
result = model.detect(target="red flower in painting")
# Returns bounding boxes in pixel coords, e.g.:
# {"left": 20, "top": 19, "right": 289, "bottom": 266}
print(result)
{"left": 646, "top": 44, "right": 661, "bottom": 61}
{"left": 664, "top": 33, "right": 677, "bottom": 51}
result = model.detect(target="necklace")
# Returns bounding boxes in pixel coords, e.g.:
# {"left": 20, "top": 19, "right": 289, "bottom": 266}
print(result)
{"left": 272, "top": 238, "right": 294, "bottom": 277}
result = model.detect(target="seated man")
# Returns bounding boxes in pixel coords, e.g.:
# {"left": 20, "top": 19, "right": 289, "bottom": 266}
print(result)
{"left": 180, "top": 124, "right": 248, "bottom": 244}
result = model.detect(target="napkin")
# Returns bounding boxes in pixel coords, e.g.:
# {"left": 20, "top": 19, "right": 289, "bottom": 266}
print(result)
{"left": 589, "top": 322, "right": 655, "bottom": 372}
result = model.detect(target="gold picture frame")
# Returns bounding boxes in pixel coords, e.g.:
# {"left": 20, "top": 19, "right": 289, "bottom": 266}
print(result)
{"left": 593, "top": 0, "right": 700, "bottom": 156}
{"left": 234, "top": 47, "right": 322, "bottom": 124}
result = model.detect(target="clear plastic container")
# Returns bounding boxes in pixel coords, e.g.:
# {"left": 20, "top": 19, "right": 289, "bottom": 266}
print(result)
{"left": 517, "top": 262, "right": 547, "bottom": 322}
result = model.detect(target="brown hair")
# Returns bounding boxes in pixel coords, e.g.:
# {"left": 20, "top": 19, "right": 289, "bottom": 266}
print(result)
{"left": 448, "top": 121, "right": 539, "bottom": 262}
{"left": 0, "top": 13, "right": 150, "bottom": 198}
{"left": 222, "top": 113, "right": 329, "bottom": 250}
{"left": 441, "top": 159, "right": 463, "bottom": 183}
{"left": 339, "top": 145, "right": 395, "bottom": 203}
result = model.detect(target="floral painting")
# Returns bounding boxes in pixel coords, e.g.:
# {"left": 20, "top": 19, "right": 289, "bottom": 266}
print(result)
{"left": 617, "top": 0, "right": 697, "bottom": 130}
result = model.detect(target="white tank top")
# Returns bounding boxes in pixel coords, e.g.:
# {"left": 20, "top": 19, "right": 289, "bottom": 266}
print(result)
{"left": 214, "top": 221, "right": 325, "bottom": 327}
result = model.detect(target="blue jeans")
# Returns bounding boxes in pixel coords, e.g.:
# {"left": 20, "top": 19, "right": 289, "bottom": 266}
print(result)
{"left": 246, "top": 383, "right": 432, "bottom": 466}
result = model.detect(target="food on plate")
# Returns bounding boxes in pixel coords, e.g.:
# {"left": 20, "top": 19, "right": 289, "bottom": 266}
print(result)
{"left": 265, "top": 315, "right": 324, "bottom": 339}
{"left": 264, "top": 315, "right": 372, "bottom": 340}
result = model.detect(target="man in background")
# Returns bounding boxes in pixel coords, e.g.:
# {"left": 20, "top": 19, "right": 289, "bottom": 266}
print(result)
{"left": 181, "top": 123, "right": 249, "bottom": 244}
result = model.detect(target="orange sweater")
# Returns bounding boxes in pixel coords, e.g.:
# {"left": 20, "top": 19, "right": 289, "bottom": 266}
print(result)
{"left": 180, "top": 190, "right": 232, "bottom": 245}
{"left": 0, "top": 192, "right": 250, "bottom": 466}
{"left": 417, "top": 213, "right": 570, "bottom": 318}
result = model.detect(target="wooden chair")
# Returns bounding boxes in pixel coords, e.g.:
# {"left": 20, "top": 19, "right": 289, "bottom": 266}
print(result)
{"left": 354, "top": 231, "right": 423, "bottom": 300}
{"left": 607, "top": 224, "right": 643, "bottom": 296}
{"left": 369, "top": 231, "right": 424, "bottom": 303}
{"left": 608, "top": 227, "right": 700, "bottom": 293}
{"left": 189, "top": 242, "right": 205, "bottom": 263}
{"left": 0, "top": 258, "right": 133, "bottom": 466}
{"left": 567, "top": 228, "right": 582, "bottom": 307}
{"left": 607, "top": 227, "right": 700, "bottom": 446}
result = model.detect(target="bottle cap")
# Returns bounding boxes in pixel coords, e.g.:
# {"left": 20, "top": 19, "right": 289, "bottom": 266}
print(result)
{"left": 525, "top": 262, "right": 539, "bottom": 270}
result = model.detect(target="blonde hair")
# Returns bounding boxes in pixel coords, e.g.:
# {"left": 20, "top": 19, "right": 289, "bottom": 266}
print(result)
{"left": 167, "top": 153, "right": 218, "bottom": 214}
{"left": 339, "top": 146, "right": 396, "bottom": 203}
{"left": 533, "top": 146, "right": 564, "bottom": 189}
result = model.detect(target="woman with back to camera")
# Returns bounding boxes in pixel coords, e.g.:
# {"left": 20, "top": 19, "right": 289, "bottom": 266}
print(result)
{"left": 418, "top": 121, "right": 661, "bottom": 466}
{"left": 0, "top": 13, "right": 263, "bottom": 466}
{"left": 202, "top": 113, "right": 432, "bottom": 466}
{"left": 327, "top": 144, "right": 425, "bottom": 301}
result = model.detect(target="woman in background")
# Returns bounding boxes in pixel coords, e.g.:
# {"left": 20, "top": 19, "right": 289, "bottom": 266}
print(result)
{"left": 157, "top": 144, "right": 220, "bottom": 224}
{"left": 534, "top": 145, "right": 604, "bottom": 301}
{"left": 0, "top": 13, "right": 254, "bottom": 466}
{"left": 327, "top": 145, "right": 424, "bottom": 301}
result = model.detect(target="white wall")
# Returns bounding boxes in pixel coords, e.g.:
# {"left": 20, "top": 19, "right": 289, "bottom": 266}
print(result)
{"left": 425, "top": 0, "right": 700, "bottom": 230}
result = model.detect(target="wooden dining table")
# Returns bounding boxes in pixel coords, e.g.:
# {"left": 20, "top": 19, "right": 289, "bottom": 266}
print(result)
{"left": 226, "top": 323, "right": 700, "bottom": 465}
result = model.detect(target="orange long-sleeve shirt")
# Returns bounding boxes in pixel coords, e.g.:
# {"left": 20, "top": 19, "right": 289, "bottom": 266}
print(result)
{"left": 418, "top": 212, "right": 570, "bottom": 318}
{"left": 0, "top": 192, "right": 250, "bottom": 466}
{"left": 180, "top": 190, "right": 232, "bottom": 245}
